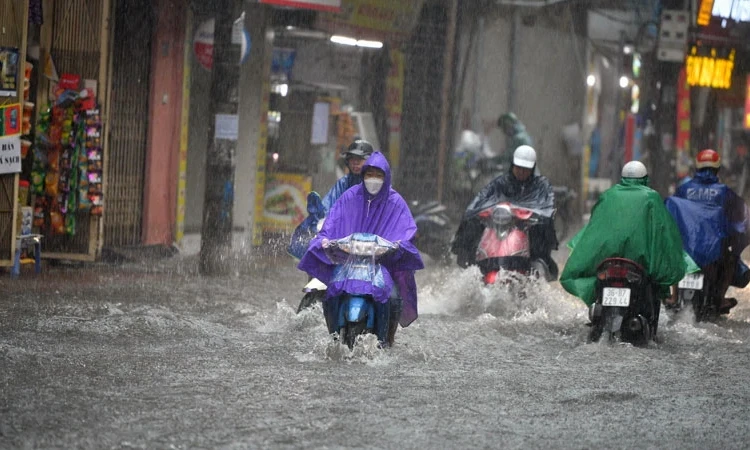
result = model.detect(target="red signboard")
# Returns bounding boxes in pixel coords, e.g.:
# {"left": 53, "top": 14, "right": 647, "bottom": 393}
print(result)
{"left": 259, "top": 0, "right": 341, "bottom": 12}
{"left": 676, "top": 68, "right": 691, "bottom": 178}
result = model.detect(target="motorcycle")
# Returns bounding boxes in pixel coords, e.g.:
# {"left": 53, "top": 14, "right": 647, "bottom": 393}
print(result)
{"left": 588, "top": 258, "right": 660, "bottom": 345}
{"left": 672, "top": 270, "right": 715, "bottom": 321}
{"left": 474, "top": 201, "right": 553, "bottom": 284}
{"left": 288, "top": 192, "right": 328, "bottom": 313}
{"left": 321, "top": 233, "right": 400, "bottom": 349}
{"left": 664, "top": 195, "right": 743, "bottom": 322}
{"left": 410, "top": 200, "right": 454, "bottom": 263}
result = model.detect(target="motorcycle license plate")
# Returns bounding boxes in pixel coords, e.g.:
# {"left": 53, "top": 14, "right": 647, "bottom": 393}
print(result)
{"left": 678, "top": 273, "right": 704, "bottom": 290}
{"left": 602, "top": 287, "right": 630, "bottom": 307}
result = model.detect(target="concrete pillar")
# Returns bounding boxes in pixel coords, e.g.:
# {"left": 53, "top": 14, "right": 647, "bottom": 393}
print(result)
{"left": 234, "top": 1, "right": 272, "bottom": 247}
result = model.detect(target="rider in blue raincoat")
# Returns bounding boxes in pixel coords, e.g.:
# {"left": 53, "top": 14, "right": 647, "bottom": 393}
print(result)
{"left": 298, "top": 152, "right": 424, "bottom": 346}
{"left": 666, "top": 149, "right": 750, "bottom": 313}
{"left": 287, "top": 140, "right": 374, "bottom": 259}
{"left": 321, "top": 139, "right": 374, "bottom": 213}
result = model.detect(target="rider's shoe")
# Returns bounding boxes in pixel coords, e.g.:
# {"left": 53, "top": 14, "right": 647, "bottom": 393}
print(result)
{"left": 719, "top": 297, "right": 738, "bottom": 315}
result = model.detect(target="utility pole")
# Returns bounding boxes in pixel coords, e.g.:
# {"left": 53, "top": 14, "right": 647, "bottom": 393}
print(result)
{"left": 436, "top": 0, "right": 458, "bottom": 203}
{"left": 199, "top": 0, "right": 241, "bottom": 275}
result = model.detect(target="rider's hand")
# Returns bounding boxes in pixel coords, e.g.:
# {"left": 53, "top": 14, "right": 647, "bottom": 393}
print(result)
{"left": 321, "top": 238, "right": 330, "bottom": 248}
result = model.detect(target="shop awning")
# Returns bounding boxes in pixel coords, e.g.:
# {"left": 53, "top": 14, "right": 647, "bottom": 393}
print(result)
{"left": 260, "top": 0, "right": 342, "bottom": 12}
{"left": 315, "top": 0, "right": 425, "bottom": 45}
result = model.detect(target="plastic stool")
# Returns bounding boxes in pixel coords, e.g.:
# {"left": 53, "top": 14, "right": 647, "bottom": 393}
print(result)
{"left": 11, "top": 234, "right": 42, "bottom": 279}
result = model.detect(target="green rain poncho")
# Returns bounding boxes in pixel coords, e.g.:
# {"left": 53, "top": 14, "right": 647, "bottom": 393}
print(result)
{"left": 560, "top": 177, "right": 696, "bottom": 306}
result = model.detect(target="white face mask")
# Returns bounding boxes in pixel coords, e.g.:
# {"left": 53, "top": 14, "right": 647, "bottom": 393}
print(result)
{"left": 364, "top": 178, "right": 384, "bottom": 195}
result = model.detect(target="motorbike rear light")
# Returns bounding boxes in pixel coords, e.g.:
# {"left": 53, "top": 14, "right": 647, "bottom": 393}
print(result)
{"left": 625, "top": 271, "right": 642, "bottom": 284}
{"left": 605, "top": 266, "right": 629, "bottom": 278}
{"left": 597, "top": 265, "right": 642, "bottom": 283}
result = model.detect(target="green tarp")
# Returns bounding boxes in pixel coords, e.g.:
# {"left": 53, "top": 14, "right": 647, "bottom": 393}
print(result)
{"left": 560, "top": 177, "right": 698, "bottom": 306}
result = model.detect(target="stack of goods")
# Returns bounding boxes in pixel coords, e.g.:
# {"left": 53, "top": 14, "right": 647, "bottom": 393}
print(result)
{"left": 30, "top": 75, "right": 103, "bottom": 236}
{"left": 81, "top": 109, "right": 103, "bottom": 216}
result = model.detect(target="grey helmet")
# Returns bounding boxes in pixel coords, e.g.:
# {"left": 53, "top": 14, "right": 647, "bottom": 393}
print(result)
{"left": 345, "top": 139, "right": 374, "bottom": 160}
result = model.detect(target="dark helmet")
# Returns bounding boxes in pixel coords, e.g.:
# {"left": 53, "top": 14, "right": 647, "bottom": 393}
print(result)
{"left": 497, "top": 112, "right": 518, "bottom": 129}
{"left": 345, "top": 139, "right": 374, "bottom": 160}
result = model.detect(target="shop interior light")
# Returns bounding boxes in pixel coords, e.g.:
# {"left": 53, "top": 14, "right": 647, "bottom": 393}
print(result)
{"left": 619, "top": 76, "right": 630, "bottom": 88}
{"left": 272, "top": 83, "right": 289, "bottom": 97}
{"left": 586, "top": 74, "right": 596, "bottom": 87}
{"left": 330, "top": 35, "right": 383, "bottom": 49}
{"left": 357, "top": 40, "right": 383, "bottom": 49}
{"left": 330, "top": 35, "right": 358, "bottom": 46}
{"left": 623, "top": 44, "right": 634, "bottom": 55}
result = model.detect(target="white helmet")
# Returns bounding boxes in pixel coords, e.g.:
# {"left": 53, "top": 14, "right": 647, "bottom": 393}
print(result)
{"left": 621, "top": 161, "right": 647, "bottom": 178}
{"left": 513, "top": 145, "right": 536, "bottom": 169}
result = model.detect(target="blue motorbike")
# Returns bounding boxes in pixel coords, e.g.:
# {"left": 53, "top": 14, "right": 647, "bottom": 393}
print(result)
{"left": 322, "top": 233, "right": 401, "bottom": 349}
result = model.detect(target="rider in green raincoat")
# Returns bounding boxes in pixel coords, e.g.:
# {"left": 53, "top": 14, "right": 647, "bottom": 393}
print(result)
{"left": 561, "top": 161, "right": 697, "bottom": 306}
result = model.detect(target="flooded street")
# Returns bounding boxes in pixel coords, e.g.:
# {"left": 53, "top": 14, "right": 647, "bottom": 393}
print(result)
{"left": 2, "top": 246, "right": 750, "bottom": 449}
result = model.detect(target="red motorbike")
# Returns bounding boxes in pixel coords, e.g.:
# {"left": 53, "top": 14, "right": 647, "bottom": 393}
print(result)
{"left": 474, "top": 202, "right": 551, "bottom": 284}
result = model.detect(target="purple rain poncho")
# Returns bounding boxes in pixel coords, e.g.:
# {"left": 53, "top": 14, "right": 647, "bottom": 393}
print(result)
{"left": 298, "top": 152, "right": 424, "bottom": 326}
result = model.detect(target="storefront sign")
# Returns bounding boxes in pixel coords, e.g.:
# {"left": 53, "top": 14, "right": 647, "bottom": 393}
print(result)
{"left": 260, "top": 0, "right": 340, "bottom": 11}
{"left": 697, "top": 0, "right": 714, "bottom": 26}
{"left": 262, "top": 173, "right": 311, "bottom": 232}
{"left": 0, "top": 47, "right": 20, "bottom": 97}
{"left": 0, "top": 134, "right": 21, "bottom": 174}
{"left": 745, "top": 75, "right": 750, "bottom": 130}
{"left": 686, "top": 46, "right": 735, "bottom": 89}
{"left": 676, "top": 68, "right": 691, "bottom": 178}
{"left": 316, "top": 0, "right": 424, "bottom": 43}
{"left": 193, "top": 18, "right": 251, "bottom": 71}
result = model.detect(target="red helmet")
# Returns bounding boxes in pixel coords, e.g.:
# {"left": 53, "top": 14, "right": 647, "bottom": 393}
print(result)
{"left": 696, "top": 149, "right": 721, "bottom": 169}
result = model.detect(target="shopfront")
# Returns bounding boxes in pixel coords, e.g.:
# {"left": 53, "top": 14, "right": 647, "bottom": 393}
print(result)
{"left": 180, "top": 0, "right": 425, "bottom": 248}
{"left": 0, "top": 0, "right": 31, "bottom": 269}
{"left": 1, "top": 0, "right": 110, "bottom": 268}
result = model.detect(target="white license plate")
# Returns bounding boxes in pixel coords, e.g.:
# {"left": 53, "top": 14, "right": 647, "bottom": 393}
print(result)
{"left": 602, "top": 287, "right": 631, "bottom": 307}
{"left": 678, "top": 273, "right": 704, "bottom": 290}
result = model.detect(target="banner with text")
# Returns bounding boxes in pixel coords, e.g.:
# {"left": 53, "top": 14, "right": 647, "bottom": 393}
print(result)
{"left": 0, "top": 134, "right": 21, "bottom": 174}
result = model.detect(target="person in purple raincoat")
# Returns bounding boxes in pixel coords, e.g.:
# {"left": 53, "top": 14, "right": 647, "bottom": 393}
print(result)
{"left": 298, "top": 152, "right": 424, "bottom": 346}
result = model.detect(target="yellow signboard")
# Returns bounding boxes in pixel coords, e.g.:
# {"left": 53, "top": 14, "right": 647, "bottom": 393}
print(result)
{"left": 685, "top": 46, "right": 734, "bottom": 89}
{"left": 697, "top": 0, "right": 714, "bottom": 26}
{"left": 262, "top": 173, "right": 312, "bottom": 233}
{"left": 317, "top": 0, "right": 424, "bottom": 42}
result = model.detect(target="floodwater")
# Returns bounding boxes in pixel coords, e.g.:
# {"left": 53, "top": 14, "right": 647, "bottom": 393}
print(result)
{"left": 2, "top": 243, "right": 750, "bottom": 449}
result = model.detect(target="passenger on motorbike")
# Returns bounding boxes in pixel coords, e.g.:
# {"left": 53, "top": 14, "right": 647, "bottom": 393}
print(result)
{"left": 560, "top": 161, "right": 690, "bottom": 306}
{"left": 287, "top": 139, "right": 373, "bottom": 261}
{"left": 298, "top": 152, "right": 424, "bottom": 346}
{"left": 666, "top": 149, "right": 750, "bottom": 313}
{"left": 451, "top": 145, "right": 559, "bottom": 279}
{"left": 321, "top": 139, "right": 374, "bottom": 213}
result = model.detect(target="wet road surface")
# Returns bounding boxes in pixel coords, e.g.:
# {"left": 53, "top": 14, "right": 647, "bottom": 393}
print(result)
{"left": 2, "top": 248, "right": 750, "bottom": 449}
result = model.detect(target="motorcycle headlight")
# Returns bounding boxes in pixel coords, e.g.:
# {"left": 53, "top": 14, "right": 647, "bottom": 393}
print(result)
{"left": 351, "top": 240, "right": 376, "bottom": 256}
{"left": 492, "top": 205, "right": 513, "bottom": 226}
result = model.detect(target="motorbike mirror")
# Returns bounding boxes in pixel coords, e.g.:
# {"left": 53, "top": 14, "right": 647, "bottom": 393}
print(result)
{"left": 512, "top": 208, "right": 533, "bottom": 220}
